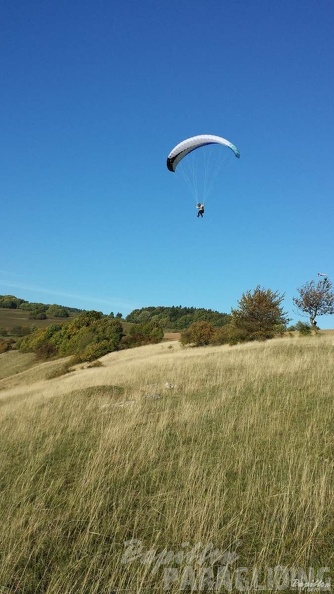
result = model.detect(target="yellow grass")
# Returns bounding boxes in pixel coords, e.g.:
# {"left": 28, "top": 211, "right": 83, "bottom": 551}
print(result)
{"left": 0, "top": 336, "right": 334, "bottom": 593}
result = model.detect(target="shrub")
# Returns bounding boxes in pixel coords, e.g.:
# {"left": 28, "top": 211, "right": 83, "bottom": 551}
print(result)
{"left": 35, "top": 340, "right": 58, "bottom": 359}
{"left": 29, "top": 310, "right": 47, "bottom": 320}
{"left": 46, "top": 305, "right": 70, "bottom": 317}
{"left": 209, "top": 324, "right": 248, "bottom": 346}
{"left": 47, "top": 362, "right": 74, "bottom": 379}
{"left": 295, "top": 321, "right": 313, "bottom": 336}
{"left": 17, "top": 313, "right": 124, "bottom": 362}
{"left": 180, "top": 321, "right": 216, "bottom": 347}
{"left": 87, "top": 360, "right": 103, "bottom": 368}
{"left": 0, "top": 338, "right": 15, "bottom": 353}
{"left": 0, "top": 295, "right": 24, "bottom": 308}
{"left": 126, "top": 321, "right": 164, "bottom": 347}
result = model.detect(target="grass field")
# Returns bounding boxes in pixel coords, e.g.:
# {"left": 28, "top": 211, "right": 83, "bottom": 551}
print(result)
{"left": 0, "top": 308, "right": 72, "bottom": 332}
{"left": 0, "top": 334, "right": 333, "bottom": 593}
{"left": 0, "top": 307, "right": 137, "bottom": 340}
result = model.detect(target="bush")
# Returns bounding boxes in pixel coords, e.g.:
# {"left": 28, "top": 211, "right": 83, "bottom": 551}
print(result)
{"left": 209, "top": 324, "right": 248, "bottom": 346}
{"left": 0, "top": 295, "right": 25, "bottom": 308}
{"left": 47, "top": 361, "right": 74, "bottom": 379}
{"left": 17, "top": 313, "right": 124, "bottom": 362}
{"left": 295, "top": 321, "right": 313, "bottom": 336}
{"left": 35, "top": 340, "right": 58, "bottom": 359}
{"left": 86, "top": 360, "right": 103, "bottom": 368}
{"left": 0, "top": 338, "right": 15, "bottom": 353}
{"left": 180, "top": 321, "right": 216, "bottom": 347}
{"left": 126, "top": 321, "right": 164, "bottom": 348}
{"left": 46, "top": 305, "right": 69, "bottom": 318}
{"left": 29, "top": 310, "right": 47, "bottom": 320}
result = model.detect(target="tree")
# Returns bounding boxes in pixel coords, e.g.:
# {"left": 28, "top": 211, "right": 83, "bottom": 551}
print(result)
{"left": 0, "top": 295, "right": 25, "bottom": 309}
{"left": 231, "top": 286, "right": 289, "bottom": 341}
{"left": 46, "top": 304, "right": 69, "bottom": 318}
{"left": 125, "top": 321, "right": 164, "bottom": 347}
{"left": 125, "top": 306, "right": 230, "bottom": 329}
{"left": 17, "top": 313, "right": 124, "bottom": 362}
{"left": 29, "top": 310, "right": 47, "bottom": 320}
{"left": 180, "top": 321, "right": 216, "bottom": 346}
{"left": 136, "top": 310, "right": 151, "bottom": 323}
{"left": 293, "top": 277, "right": 334, "bottom": 330}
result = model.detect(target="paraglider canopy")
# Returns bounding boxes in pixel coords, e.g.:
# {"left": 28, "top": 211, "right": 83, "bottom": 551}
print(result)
{"left": 167, "top": 134, "right": 240, "bottom": 172}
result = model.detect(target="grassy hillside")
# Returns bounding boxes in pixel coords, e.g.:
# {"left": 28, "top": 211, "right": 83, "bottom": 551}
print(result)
{"left": 0, "top": 307, "right": 73, "bottom": 332}
{"left": 0, "top": 307, "right": 136, "bottom": 343}
{"left": 0, "top": 308, "right": 135, "bottom": 330}
{"left": 1, "top": 335, "right": 333, "bottom": 593}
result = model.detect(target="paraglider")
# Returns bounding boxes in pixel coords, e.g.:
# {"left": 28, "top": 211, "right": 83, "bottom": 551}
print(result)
{"left": 196, "top": 203, "right": 205, "bottom": 218}
{"left": 166, "top": 134, "right": 240, "bottom": 218}
{"left": 166, "top": 134, "right": 240, "bottom": 173}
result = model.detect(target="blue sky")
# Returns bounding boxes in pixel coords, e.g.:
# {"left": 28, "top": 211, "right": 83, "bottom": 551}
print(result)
{"left": 1, "top": 0, "right": 334, "bottom": 326}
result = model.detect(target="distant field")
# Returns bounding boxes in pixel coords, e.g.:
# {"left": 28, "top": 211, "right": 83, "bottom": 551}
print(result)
{"left": 0, "top": 308, "right": 180, "bottom": 343}
{"left": 0, "top": 307, "right": 73, "bottom": 331}
{"left": 1, "top": 334, "right": 333, "bottom": 593}
{"left": 0, "top": 307, "right": 135, "bottom": 336}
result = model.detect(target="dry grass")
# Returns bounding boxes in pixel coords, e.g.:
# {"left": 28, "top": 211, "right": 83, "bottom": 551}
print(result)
{"left": 0, "top": 336, "right": 334, "bottom": 593}
{"left": 0, "top": 350, "right": 37, "bottom": 380}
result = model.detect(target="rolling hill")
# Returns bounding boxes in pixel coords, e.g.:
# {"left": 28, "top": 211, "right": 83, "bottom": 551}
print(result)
{"left": 1, "top": 334, "right": 333, "bottom": 592}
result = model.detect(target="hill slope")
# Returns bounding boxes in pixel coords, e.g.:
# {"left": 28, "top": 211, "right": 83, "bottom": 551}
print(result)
{"left": 1, "top": 336, "right": 333, "bottom": 593}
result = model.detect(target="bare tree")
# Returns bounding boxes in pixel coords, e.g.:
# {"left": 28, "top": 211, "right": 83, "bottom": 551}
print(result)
{"left": 293, "top": 276, "right": 334, "bottom": 330}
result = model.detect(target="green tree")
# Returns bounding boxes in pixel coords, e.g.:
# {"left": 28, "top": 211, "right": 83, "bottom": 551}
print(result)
{"left": 59, "top": 318, "right": 124, "bottom": 361}
{"left": 0, "top": 295, "right": 25, "bottom": 309}
{"left": 125, "top": 306, "right": 230, "bottom": 329}
{"left": 136, "top": 310, "right": 151, "bottom": 323}
{"left": 125, "top": 321, "right": 164, "bottom": 347}
{"left": 295, "top": 321, "right": 312, "bottom": 336}
{"left": 293, "top": 276, "right": 334, "bottom": 330}
{"left": 18, "top": 313, "right": 124, "bottom": 362}
{"left": 231, "top": 286, "right": 289, "bottom": 341}
{"left": 28, "top": 310, "right": 47, "bottom": 320}
{"left": 46, "top": 304, "right": 70, "bottom": 318}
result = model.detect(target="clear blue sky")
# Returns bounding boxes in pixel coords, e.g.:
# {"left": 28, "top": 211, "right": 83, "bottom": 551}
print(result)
{"left": 1, "top": 0, "right": 334, "bottom": 326}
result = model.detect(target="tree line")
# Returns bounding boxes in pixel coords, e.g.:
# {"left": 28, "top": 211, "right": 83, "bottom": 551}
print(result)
{"left": 1, "top": 275, "right": 333, "bottom": 357}
{"left": 180, "top": 277, "right": 334, "bottom": 347}
{"left": 125, "top": 306, "right": 231, "bottom": 329}
{"left": 0, "top": 295, "right": 82, "bottom": 319}
{"left": 15, "top": 311, "right": 164, "bottom": 362}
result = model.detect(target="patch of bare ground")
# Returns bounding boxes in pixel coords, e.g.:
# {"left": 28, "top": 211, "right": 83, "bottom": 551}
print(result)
{"left": 163, "top": 331, "right": 180, "bottom": 340}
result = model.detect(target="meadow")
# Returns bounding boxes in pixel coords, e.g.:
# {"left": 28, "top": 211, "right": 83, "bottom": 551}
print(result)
{"left": 0, "top": 334, "right": 333, "bottom": 593}
{"left": 0, "top": 308, "right": 70, "bottom": 332}
{"left": 0, "top": 308, "right": 135, "bottom": 335}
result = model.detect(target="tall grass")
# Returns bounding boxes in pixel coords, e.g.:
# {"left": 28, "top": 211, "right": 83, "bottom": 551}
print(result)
{"left": 1, "top": 336, "right": 333, "bottom": 593}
